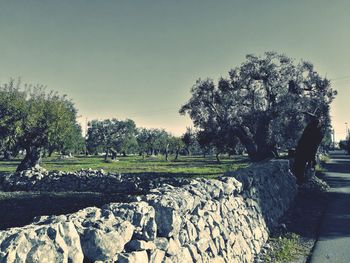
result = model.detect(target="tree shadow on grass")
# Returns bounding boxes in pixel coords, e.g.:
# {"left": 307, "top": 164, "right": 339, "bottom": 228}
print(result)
{"left": 0, "top": 170, "right": 223, "bottom": 230}
{"left": 0, "top": 163, "right": 20, "bottom": 167}
{"left": 0, "top": 192, "right": 133, "bottom": 230}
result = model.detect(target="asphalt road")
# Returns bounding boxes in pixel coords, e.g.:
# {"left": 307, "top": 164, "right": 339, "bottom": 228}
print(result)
{"left": 309, "top": 150, "right": 350, "bottom": 263}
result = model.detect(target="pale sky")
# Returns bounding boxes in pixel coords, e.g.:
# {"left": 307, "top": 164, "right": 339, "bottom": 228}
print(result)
{"left": 0, "top": 1, "right": 349, "bottom": 139}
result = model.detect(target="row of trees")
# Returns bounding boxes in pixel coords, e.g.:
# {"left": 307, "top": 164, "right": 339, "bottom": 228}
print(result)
{"left": 85, "top": 119, "right": 184, "bottom": 161}
{"left": 85, "top": 123, "right": 244, "bottom": 163}
{"left": 0, "top": 52, "right": 337, "bottom": 171}
{"left": 0, "top": 79, "right": 245, "bottom": 171}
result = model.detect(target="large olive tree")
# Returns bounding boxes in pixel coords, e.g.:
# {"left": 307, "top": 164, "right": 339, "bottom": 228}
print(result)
{"left": 0, "top": 80, "right": 81, "bottom": 171}
{"left": 180, "top": 52, "right": 337, "bottom": 161}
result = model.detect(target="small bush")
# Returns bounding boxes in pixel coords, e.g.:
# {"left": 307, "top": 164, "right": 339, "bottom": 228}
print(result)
{"left": 266, "top": 233, "right": 306, "bottom": 263}
{"left": 319, "top": 154, "right": 330, "bottom": 164}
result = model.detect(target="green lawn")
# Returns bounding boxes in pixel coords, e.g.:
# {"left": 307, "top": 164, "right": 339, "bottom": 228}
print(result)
{"left": 0, "top": 154, "right": 249, "bottom": 179}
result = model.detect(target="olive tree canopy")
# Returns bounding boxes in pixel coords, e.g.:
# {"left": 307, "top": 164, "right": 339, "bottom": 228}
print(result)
{"left": 180, "top": 52, "right": 337, "bottom": 161}
{"left": 0, "top": 79, "right": 81, "bottom": 171}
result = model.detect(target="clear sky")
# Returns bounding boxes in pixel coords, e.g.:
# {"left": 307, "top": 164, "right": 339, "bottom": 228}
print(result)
{"left": 0, "top": 0, "right": 349, "bottom": 139}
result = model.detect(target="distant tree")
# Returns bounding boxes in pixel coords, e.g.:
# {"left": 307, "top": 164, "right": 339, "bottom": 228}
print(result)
{"left": 135, "top": 128, "right": 175, "bottom": 161}
{"left": 169, "top": 136, "right": 185, "bottom": 161}
{"left": 153, "top": 129, "right": 171, "bottom": 160}
{"left": 86, "top": 119, "right": 117, "bottom": 160}
{"left": 136, "top": 128, "right": 151, "bottom": 158}
{"left": 182, "top": 127, "right": 196, "bottom": 155}
{"left": 146, "top": 129, "right": 163, "bottom": 156}
{"left": 113, "top": 119, "right": 137, "bottom": 156}
{"left": 180, "top": 52, "right": 337, "bottom": 161}
{"left": 119, "top": 135, "right": 138, "bottom": 156}
{"left": 195, "top": 127, "right": 232, "bottom": 162}
{"left": 86, "top": 120, "right": 104, "bottom": 155}
{"left": 86, "top": 119, "right": 137, "bottom": 160}
{"left": 60, "top": 124, "right": 85, "bottom": 155}
{"left": 46, "top": 119, "right": 85, "bottom": 157}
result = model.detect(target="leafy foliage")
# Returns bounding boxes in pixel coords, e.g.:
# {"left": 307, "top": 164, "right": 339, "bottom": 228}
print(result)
{"left": 86, "top": 119, "right": 137, "bottom": 159}
{"left": 0, "top": 79, "right": 81, "bottom": 171}
{"left": 86, "top": 120, "right": 185, "bottom": 161}
{"left": 180, "top": 52, "right": 337, "bottom": 160}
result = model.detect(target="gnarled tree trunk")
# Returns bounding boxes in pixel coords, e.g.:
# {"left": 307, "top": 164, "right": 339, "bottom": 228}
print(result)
{"left": 233, "top": 127, "right": 272, "bottom": 161}
{"left": 110, "top": 149, "right": 117, "bottom": 160}
{"left": 233, "top": 127, "right": 258, "bottom": 159}
{"left": 3, "top": 150, "right": 12, "bottom": 160}
{"left": 233, "top": 118, "right": 277, "bottom": 162}
{"left": 174, "top": 150, "right": 179, "bottom": 160}
{"left": 16, "top": 147, "right": 42, "bottom": 172}
{"left": 216, "top": 152, "right": 221, "bottom": 163}
{"left": 292, "top": 116, "right": 324, "bottom": 185}
{"left": 254, "top": 115, "right": 276, "bottom": 160}
{"left": 104, "top": 148, "right": 109, "bottom": 161}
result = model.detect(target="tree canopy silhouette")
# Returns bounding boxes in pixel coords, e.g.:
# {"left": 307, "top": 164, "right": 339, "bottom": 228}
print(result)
{"left": 180, "top": 52, "right": 337, "bottom": 161}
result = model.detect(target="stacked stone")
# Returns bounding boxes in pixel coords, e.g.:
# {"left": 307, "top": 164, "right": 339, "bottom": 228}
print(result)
{"left": 1, "top": 167, "right": 140, "bottom": 193}
{"left": 1, "top": 167, "right": 192, "bottom": 194}
{"left": 0, "top": 160, "right": 297, "bottom": 263}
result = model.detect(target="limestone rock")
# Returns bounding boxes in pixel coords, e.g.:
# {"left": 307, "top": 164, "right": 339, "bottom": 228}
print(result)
{"left": 153, "top": 237, "right": 169, "bottom": 250}
{"left": 125, "top": 239, "right": 156, "bottom": 251}
{"left": 168, "top": 247, "right": 193, "bottom": 263}
{"left": 103, "top": 202, "right": 157, "bottom": 240}
{"left": 117, "top": 250, "right": 149, "bottom": 263}
{"left": 80, "top": 221, "right": 134, "bottom": 261}
{"left": 149, "top": 249, "right": 166, "bottom": 263}
{"left": 0, "top": 160, "right": 298, "bottom": 263}
{"left": 0, "top": 222, "right": 83, "bottom": 263}
{"left": 166, "top": 238, "right": 181, "bottom": 256}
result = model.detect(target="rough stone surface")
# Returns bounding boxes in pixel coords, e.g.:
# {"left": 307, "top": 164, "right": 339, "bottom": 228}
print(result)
{"left": 1, "top": 167, "right": 188, "bottom": 194}
{"left": 149, "top": 249, "right": 165, "bottom": 263}
{"left": 103, "top": 202, "right": 157, "bottom": 241}
{"left": 0, "top": 160, "right": 297, "bottom": 263}
{"left": 117, "top": 250, "right": 149, "bottom": 263}
{"left": 1, "top": 167, "right": 141, "bottom": 193}
{"left": 0, "top": 221, "right": 83, "bottom": 263}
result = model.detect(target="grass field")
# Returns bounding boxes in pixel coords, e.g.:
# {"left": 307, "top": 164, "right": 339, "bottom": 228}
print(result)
{"left": 0, "top": 154, "right": 249, "bottom": 230}
{"left": 0, "top": 154, "right": 249, "bottom": 179}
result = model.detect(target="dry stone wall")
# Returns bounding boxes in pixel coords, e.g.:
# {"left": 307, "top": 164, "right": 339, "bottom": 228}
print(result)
{"left": 0, "top": 160, "right": 297, "bottom": 263}
{"left": 1, "top": 168, "right": 188, "bottom": 194}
